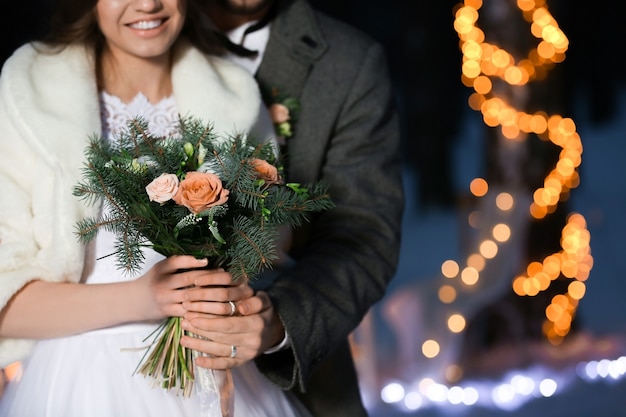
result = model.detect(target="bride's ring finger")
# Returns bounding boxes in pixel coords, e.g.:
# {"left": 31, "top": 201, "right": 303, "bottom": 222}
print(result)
{"left": 182, "top": 299, "right": 236, "bottom": 316}
{"left": 227, "top": 300, "right": 236, "bottom": 316}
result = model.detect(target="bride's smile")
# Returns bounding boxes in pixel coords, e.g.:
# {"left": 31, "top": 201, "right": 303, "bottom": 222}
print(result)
{"left": 96, "top": 0, "right": 186, "bottom": 61}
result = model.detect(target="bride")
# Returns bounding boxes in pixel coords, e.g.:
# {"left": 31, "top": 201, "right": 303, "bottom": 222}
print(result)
{"left": 0, "top": 0, "right": 308, "bottom": 415}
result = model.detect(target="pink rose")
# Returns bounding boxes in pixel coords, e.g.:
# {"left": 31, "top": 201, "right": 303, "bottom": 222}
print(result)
{"left": 173, "top": 171, "right": 229, "bottom": 214}
{"left": 146, "top": 173, "right": 179, "bottom": 204}
{"left": 269, "top": 103, "right": 290, "bottom": 124}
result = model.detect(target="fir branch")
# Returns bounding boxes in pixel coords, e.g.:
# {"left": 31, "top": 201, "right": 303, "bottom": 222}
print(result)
{"left": 74, "top": 217, "right": 100, "bottom": 244}
{"left": 227, "top": 216, "right": 277, "bottom": 282}
{"left": 180, "top": 116, "right": 215, "bottom": 149}
{"left": 128, "top": 117, "right": 156, "bottom": 157}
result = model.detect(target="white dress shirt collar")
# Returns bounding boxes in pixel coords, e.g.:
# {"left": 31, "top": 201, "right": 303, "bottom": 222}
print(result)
{"left": 223, "top": 20, "right": 271, "bottom": 75}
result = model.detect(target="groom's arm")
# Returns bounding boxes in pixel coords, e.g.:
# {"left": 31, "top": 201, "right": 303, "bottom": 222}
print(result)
{"left": 256, "top": 40, "right": 404, "bottom": 391}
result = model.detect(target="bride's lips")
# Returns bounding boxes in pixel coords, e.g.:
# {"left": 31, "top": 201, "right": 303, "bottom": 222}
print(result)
{"left": 126, "top": 17, "right": 169, "bottom": 34}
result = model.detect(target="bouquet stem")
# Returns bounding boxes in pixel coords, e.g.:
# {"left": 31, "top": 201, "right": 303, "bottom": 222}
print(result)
{"left": 137, "top": 317, "right": 194, "bottom": 397}
{"left": 137, "top": 317, "right": 234, "bottom": 416}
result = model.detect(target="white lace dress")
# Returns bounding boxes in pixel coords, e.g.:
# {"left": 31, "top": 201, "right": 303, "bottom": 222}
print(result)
{"left": 0, "top": 93, "right": 309, "bottom": 417}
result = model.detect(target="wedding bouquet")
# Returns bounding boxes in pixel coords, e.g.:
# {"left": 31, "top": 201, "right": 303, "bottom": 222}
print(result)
{"left": 73, "top": 116, "right": 333, "bottom": 399}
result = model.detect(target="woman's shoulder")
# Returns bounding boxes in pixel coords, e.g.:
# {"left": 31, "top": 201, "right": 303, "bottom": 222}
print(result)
{"left": 1, "top": 41, "right": 93, "bottom": 83}
{"left": 4, "top": 41, "right": 88, "bottom": 63}
{"left": 1, "top": 42, "right": 39, "bottom": 75}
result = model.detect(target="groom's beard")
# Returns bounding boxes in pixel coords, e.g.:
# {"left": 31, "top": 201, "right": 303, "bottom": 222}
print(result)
{"left": 214, "top": 0, "right": 275, "bottom": 15}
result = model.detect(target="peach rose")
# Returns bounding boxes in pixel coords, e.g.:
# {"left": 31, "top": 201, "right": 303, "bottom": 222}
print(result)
{"left": 250, "top": 158, "right": 280, "bottom": 184}
{"left": 146, "top": 173, "right": 179, "bottom": 204}
{"left": 173, "top": 171, "right": 229, "bottom": 214}
{"left": 269, "top": 103, "right": 290, "bottom": 124}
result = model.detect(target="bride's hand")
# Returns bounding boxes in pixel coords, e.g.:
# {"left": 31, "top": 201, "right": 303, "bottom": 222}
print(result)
{"left": 181, "top": 269, "right": 255, "bottom": 316}
{"left": 133, "top": 255, "right": 210, "bottom": 320}
{"left": 179, "top": 290, "right": 285, "bottom": 369}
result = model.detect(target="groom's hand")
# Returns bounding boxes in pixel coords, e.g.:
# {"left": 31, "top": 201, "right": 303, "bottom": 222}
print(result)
{"left": 180, "top": 290, "right": 286, "bottom": 369}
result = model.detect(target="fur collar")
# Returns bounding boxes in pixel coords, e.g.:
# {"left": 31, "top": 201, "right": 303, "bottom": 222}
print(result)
{"left": 1, "top": 39, "right": 260, "bottom": 178}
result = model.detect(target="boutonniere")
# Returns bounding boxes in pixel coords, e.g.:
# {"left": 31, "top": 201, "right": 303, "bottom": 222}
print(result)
{"left": 266, "top": 87, "right": 300, "bottom": 146}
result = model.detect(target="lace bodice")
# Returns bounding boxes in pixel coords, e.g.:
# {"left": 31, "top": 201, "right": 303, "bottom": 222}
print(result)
{"left": 99, "top": 91, "right": 179, "bottom": 139}
{"left": 89, "top": 92, "right": 179, "bottom": 284}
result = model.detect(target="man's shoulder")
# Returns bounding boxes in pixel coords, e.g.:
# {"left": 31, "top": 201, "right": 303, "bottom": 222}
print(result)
{"left": 311, "top": 7, "right": 377, "bottom": 49}
{"left": 275, "top": 0, "right": 379, "bottom": 54}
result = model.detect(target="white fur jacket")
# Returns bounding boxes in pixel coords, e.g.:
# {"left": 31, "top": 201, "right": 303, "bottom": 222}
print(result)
{"left": 0, "top": 39, "right": 264, "bottom": 366}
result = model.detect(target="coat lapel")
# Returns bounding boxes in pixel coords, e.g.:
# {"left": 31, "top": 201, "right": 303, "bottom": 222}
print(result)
{"left": 255, "top": 0, "right": 328, "bottom": 179}
{"left": 256, "top": 0, "right": 327, "bottom": 99}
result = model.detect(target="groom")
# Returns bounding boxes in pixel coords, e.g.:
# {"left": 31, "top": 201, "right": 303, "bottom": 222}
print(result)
{"left": 197, "top": 1, "right": 404, "bottom": 415}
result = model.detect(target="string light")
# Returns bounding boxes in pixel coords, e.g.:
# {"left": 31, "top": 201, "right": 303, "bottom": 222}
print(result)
{"left": 448, "top": 0, "right": 592, "bottom": 352}
{"left": 378, "top": 4, "right": 595, "bottom": 405}
{"left": 370, "top": 1, "right": 600, "bottom": 412}
{"left": 456, "top": 0, "right": 581, "bottom": 220}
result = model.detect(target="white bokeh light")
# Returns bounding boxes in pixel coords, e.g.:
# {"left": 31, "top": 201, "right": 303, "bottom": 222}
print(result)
{"left": 404, "top": 392, "right": 423, "bottom": 410}
{"left": 539, "top": 379, "right": 558, "bottom": 397}
{"left": 381, "top": 382, "right": 405, "bottom": 404}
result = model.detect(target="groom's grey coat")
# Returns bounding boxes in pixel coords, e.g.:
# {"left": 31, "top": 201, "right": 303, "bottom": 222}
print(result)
{"left": 252, "top": 1, "right": 405, "bottom": 415}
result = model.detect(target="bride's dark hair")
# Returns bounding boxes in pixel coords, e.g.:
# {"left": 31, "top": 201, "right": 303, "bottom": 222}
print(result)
{"left": 43, "top": 0, "right": 224, "bottom": 55}
{"left": 42, "top": 0, "right": 100, "bottom": 48}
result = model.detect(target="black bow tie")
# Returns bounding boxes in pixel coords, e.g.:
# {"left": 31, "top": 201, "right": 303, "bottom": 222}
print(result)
{"left": 214, "top": 32, "right": 259, "bottom": 58}
{"left": 213, "top": 1, "right": 278, "bottom": 58}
